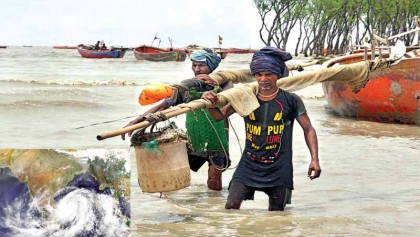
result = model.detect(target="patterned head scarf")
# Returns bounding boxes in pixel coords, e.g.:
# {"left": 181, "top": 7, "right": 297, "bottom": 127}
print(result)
{"left": 250, "top": 47, "right": 292, "bottom": 78}
{"left": 190, "top": 48, "right": 221, "bottom": 72}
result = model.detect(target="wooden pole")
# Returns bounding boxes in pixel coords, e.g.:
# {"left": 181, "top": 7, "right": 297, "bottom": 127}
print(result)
{"left": 97, "top": 107, "right": 193, "bottom": 140}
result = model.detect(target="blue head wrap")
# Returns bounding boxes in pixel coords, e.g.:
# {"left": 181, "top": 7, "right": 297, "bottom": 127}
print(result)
{"left": 190, "top": 48, "right": 221, "bottom": 72}
{"left": 250, "top": 47, "right": 292, "bottom": 78}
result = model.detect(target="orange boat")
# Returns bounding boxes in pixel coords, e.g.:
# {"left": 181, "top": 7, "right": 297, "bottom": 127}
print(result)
{"left": 322, "top": 50, "right": 420, "bottom": 125}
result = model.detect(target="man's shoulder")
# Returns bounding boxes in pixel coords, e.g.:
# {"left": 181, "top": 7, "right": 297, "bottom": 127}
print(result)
{"left": 280, "top": 90, "right": 301, "bottom": 99}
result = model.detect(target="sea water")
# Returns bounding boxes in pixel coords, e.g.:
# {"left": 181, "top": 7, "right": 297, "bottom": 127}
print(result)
{"left": 1, "top": 46, "right": 419, "bottom": 236}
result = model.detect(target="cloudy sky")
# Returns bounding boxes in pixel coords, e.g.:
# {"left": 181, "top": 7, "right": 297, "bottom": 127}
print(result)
{"left": 1, "top": 0, "right": 265, "bottom": 49}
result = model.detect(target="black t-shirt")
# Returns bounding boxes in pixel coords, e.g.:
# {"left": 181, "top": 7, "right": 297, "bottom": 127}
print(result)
{"left": 232, "top": 90, "right": 306, "bottom": 189}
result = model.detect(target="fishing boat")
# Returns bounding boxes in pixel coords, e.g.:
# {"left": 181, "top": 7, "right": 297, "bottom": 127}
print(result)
{"left": 0, "top": 45, "right": 7, "bottom": 49}
{"left": 225, "top": 48, "right": 258, "bottom": 54}
{"left": 77, "top": 46, "right": 126, "bottom": 59}
{"left": 185, "top": 45, "right": 229, "bottom": 59}
{"left": 322, "top": 22, "right": 420, "bottom": 125}
{"left": 213, "top": 49, "right": 229, "bottom": 59}
{"left": 133, "top": 45, "right": 187, "bottom": 62}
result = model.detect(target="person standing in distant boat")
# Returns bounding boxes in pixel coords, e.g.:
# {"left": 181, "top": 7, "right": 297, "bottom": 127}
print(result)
{"left": 122, "top": 48, "right": 231, "bottom": 191}
{"left": 94, "top": 41, "right": 100, "bottom": 50}
{"left": 201, "top": 47, "right": 321, "bottom": 210}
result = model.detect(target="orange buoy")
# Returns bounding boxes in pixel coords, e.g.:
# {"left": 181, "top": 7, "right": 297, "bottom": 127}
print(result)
{"left": 138, "top": 83, "right": 174, "bottom": 106}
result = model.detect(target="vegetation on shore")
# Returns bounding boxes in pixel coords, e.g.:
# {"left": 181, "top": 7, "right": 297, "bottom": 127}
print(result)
{"left": 253, "top": 0, "right": 420, "bottom": 56}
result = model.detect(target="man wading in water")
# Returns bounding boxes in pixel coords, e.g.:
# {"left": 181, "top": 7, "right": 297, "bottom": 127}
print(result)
{"left": 202, "top": 47, "right": 321, "bottom": 210}
{"left": 122, "top": 48, "right": 231, "bottom": 191}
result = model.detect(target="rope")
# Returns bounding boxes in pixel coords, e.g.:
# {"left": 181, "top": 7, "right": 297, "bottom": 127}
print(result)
{"left": 74, "top": 115, "right": 139, "bottom": 129}
{"left": 227, "top": 118, "right": 242, "bottom": 170}
{"left": 145, "top": 113, "right": 168, "bottom": 123}
{"left": 202, "top": 110, "right": 242, "bottom": 171}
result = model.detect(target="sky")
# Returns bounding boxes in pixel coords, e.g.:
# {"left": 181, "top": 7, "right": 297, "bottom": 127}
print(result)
{"left": 1, "top": 0, "right": 266, "bottom": 49}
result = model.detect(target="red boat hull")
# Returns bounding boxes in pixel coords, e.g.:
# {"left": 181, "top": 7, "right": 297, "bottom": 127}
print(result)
{"left": 322, "top": 53, "right": 420, "bottom": 125}
{"left": 133, "top": 45, "right": 186, "bottom": 62}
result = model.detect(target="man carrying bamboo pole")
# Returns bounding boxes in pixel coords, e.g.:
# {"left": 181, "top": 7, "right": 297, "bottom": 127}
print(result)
{"left": 121, "top": 49, "right": 230, "bottom": 191}
{"left": 202, "top": 47, "right": 321, "bottom": 211}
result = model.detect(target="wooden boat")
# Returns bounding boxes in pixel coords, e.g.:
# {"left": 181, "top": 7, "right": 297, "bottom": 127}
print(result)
{"left": 322, "top": 50, "right": 420, "bottom": 125}
{"left": 133, "top": 45, "right": 186, "bottom": 62}
{"left": 185, "top": 45, "right": 229, "bottom": 59}
{"left": 77, "top": 47, "right": 126, "bottom": 59}
{"left": 0, "top": 46, "right": 7, "bottom": 49}
{"left": 322, "top": 17, "right": 420, "bottom": 125}
{"left": 53, "top": 46, "right": 78, "bottom": 49}
{"left": 212, "top": 49, "right": 228, "bottom": 59}
{"left": 211, "top": 47, "right": 228, "bottom": 58}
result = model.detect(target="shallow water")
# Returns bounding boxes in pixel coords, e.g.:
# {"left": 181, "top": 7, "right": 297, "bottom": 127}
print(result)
{"left": 130, "top": 101, "right": 420, "bottom": 237}
{"left": 1, "top": 46, "right": 419, "bottom": 236}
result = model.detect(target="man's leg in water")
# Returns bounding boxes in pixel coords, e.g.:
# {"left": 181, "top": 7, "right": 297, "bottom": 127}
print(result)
{"left": 225, "top": 180, "right": 254, "bottom": 209}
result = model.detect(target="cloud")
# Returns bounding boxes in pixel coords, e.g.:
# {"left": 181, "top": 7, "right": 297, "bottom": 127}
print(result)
{"left": 1, "top": 0, "right": 264, "bottom": 48}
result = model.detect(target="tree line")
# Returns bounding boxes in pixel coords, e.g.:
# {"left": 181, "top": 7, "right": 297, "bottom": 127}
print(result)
{"left": 253, "top": 0, "right": 420, "bottom": 56}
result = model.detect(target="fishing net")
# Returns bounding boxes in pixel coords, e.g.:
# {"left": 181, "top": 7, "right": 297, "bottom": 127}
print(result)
{"left": 184, "top": 89, "right": 229, "bottom": 153}
{"left": 130, "top": 122, "right": 187, "bottom": 155}
{"left": 186, "top": 110, "right": 229, "bottom": 153}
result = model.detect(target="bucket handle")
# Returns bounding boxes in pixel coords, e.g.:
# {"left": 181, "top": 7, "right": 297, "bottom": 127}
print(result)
{"left": 138, "top": 121, "right": 178, "bottom": 135}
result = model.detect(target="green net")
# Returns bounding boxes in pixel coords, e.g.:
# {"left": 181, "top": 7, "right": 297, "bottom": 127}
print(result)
{"left": 141, "top": 140, "right": 162, "bottom": 156}
{"left": 186, "top": 89, "right": 229, "bottom": 153}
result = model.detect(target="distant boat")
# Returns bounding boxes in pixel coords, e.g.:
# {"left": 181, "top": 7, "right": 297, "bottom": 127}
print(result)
{"left": 0, "top": 46, "right": 6, "bottom": 49}
{"left": 214, "top": 50, "right": 229, "bottom": 59}
{"left": 133, "top": 45, "right": 187, "bottom": 62}
{"left": 77, "top": 45, "right": 126, "bottom": 59}
{"left": 225, "top": 48, "right": 258, "bottom": 54}
{"left": 53, "top": 46, "right": 78, "bottom": 49}
{"left": 184, "top": 45, "right": 229, "bottom": 59}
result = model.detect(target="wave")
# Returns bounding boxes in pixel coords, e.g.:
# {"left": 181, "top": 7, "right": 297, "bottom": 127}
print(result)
{"left": 0, "top": 100, "right": 106, "bottom": 109}
{"left": 0, "top": 88, "right": 97, "bottom": 97}
{"left": 0, "top": 78, "right": 148, "bottom": 86}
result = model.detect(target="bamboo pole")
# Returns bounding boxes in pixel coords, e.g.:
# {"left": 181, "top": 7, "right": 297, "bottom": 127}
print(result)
{"left": 97, "top": 106, "right": 194, "bottom": 140}
{"left": 97, "top": 53, "right": 404, "bottom": 141}
{"left": 97, "top": 62, "right": 371, "bottom": 141}
{"left": 388, "top": 28, "right": 420, "bottom": 40}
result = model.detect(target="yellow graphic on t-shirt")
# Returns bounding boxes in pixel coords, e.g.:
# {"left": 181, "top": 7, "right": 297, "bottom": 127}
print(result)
{"left": 273, "top": 112, "right": 282, "bottom": 121}
{"left": 267, "top": 124, "right": 284, "bottom": 135}
{"left": 265, "top": 144, "right": 278, "bottom": 150}
{"left": 249, "top": 112, "right": 256, "bottom": 121}
{"left": 246, "top": 123, "right": 261, "bottom": 135}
